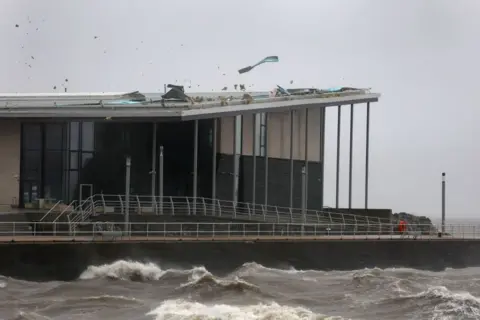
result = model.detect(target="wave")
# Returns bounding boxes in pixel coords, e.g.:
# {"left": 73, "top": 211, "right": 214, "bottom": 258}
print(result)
{"left": 178, "top": 266, "right": 260, "bottom": 293}
{"left": 403, "top": 286, "right": 480, "bottom": 319}
{"left": 146, "top": 299, "right": 345, "bottom": 320}
{"left": 79, "top": 260, "right": 166, "bottom": 281}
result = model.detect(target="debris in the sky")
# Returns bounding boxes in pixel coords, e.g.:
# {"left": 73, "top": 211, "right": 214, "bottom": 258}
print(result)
{"left": 15, "top": 24, "right": 19, "bottom": 28}
{"left": 290, "top": 80, "right": 294, "bottom": 84}
{"left": 222, "top": 73, "right": 226, "bottom": 76}
{"left": 36, "top": 28, "right": 38, "bottom": 31}
{"left": 180, "top": 44, "right": 184, "bottom": 47}
{"left": 234, "top": 84, "right": 238, "bottom": 90}
{"left": 238, "top": 56, "right": 279, "bottom": 74}
{"left": 222, "top": 87, "right": 228, "bottom": 91}
{"left": 53, "top": 86, "right": 57, "bottom": 90}
{"left": 31, "top": 56, "right": 34, "bottom": 60}
{"left": 94, "top": 36, "right": 98, "bottom": 39}
{"left": 65, "top": 78, "right": 68, "bottom": 82}
{"left": 239, "top": 84, "right": 246, "bottom": 91}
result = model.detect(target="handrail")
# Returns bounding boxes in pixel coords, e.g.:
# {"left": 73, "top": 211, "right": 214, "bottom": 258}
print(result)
{"left": 52, "top": 200, "right": 77, "bottom": 223}
{"left": 60, "top": 194, "right": 435, "bottom": 238}
{"left": 0, "top": 222, "right": 472, "bottom": 240}
{"left": 39, "top": 200, "right": 63, "bottom": 222}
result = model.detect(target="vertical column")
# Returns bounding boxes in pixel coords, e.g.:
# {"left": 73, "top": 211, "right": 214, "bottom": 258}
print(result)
{"left": 193, "top": 119, "right": 199, "bottom": 214}
{"left": 319, "top": 107, "right": 326, "bottom": 209}
{"left": 304, "top": 108, "right": 309, "bottom": 209}
{"left": 348, "top": 104, "right": 354, "bottom": 209}
{"left": 289, "top": 110, "right": 294, "bottom": 208}
{"left": 124, "top": 156, "right": 131, "bottom": 234}
{"left": 158, "top": 146, "right": 164, "bottom": 214}
{"left": 252, "top": 113, "right": 257, "bottom": 212}
{"left": 365, "top": 102, "right": 370, "bottom": 210}
{"left": 264, "top": 113, "right": 269, "bottom": 206}
{"left": 336, "top": 106, "right": 342, "bottom": 208}
{"left": 441, "top": 172, "right": 446, "bottom": 233}
{"left": 151, "top": 122, "right": 157, "bottom": 206}
{"left": 232, "top": 116, "right": 237, "bottom": 202}
{"left": 212, "top": 118, "right": 217, "bottom": 200}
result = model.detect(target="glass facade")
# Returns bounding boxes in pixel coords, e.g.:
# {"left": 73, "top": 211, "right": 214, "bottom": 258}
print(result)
{"left": 19, "top": 120, "right": 214, "bottom": 207}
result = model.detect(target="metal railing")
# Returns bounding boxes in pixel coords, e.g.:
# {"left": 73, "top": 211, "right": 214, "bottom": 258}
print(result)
{"left": 61, "top": 194, "right": 435, "bottom": 237}
{"left": 0, "top": 222, "right": 475, "bottom": 240}
{"left": 39, "top": 200, "right": 63, "bottom": 222}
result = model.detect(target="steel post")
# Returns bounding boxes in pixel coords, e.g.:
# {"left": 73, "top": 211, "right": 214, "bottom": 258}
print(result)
{"left": 151, "top": 122, "right": 157, "bottom": 207}
{"left": 442, "top": 172, "right": 446, "bottom": 233}
{"left": 233, "top": 116, "right": 238, "bottom": 203}
{"left": 124, "top": 156, "right": 131, "bottom": 234}
{"left": 304, "top": 108, "right": 309, "bottom": 209}
{"left": 348, "top": 104, "right": 354, "bottom": 209}
{"left": 319, "top": 107, "right": 326, "bottom": 209}
{"left": 289, "top": 110, "right": 294, "bottom": 208}
{"left": 264, "top": 113, "right": 269, "bottom": 206}
{"left": 252, "top": 113, "right": 257, "bottom": 212}
{"left": 212, "top": 118, "right": 217, "bottom": 201}
{"left": 193, "top": 119, "right": 199, "bottom": 214}
{"left": 159, "top": 145, "right": 164, "bottom": 214}
{"left": 336, "top": 106, "right": 341, "bottom": 208}
{"left": 365, "top": 102, "right": 370, "bottom": 209}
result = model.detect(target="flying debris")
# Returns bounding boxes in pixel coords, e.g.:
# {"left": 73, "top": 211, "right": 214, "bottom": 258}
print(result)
{"left": 234, "top": 84, "right": 238, "bottom": 90}
{"left": 238, "top": 56, "right": 279, "bottom": 74}
{"left": 15, "top": 24, "right": 19, "bottom": 28}
{"left": 31, "top": 56, "right": 34, "bottom": 60}
{"left": 94, "top": 36, "right": 98, "bottom": 39}
{"left": 239, "top": 84, "right": 246, "bottom": 91}
{"left": 65, "top": 78, "right": 68, "bottom": 82}
{"left": 53, "top": 86, "right": 57, "bottom": 90}
{"left": 222, "top": 87, "right": 228, "bottom": 91}
{"left": 290, "top": 80, "right": 294, "bottom": 84}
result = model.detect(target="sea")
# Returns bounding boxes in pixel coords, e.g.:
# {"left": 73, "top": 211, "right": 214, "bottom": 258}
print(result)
{"left": 0, "top": 260, "right": 479, "bottom": 320}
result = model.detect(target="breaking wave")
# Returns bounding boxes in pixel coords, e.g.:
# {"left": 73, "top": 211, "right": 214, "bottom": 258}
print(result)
{"left": 146, "top": 299, "right": 344, "bottom": 320}
{"left": 178, "top": 266, "right": 260, "bottom": 293}
{"left": 79, "top": 260, "right": 170, "bottom": 281}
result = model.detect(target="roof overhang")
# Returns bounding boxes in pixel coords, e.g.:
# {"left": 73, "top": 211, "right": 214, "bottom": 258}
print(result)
{"left": 0, "top": 90, "right": 380, "bottom": 121}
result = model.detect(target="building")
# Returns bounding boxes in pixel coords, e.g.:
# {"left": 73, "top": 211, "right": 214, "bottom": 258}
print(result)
{"left": 0, "top": 86, "right": 380, "bottom": 211}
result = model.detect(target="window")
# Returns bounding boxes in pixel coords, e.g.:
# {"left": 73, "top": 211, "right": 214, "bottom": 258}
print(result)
{"left": 22, "top": 124, "right": 42, "bottom": 150}
{"left": 82, "top": 122, "right": 95, "bottom": 151}
{"left": 69, "top": 122, "right": 79, "bottom": 150}
{"left": 45, "top": 123, "right": 64, "bottom": 150}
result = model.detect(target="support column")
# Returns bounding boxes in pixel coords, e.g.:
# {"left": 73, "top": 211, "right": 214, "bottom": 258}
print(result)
{"left": 124, "top": 156, "right": 131, "bottom": 234}
{"left": 264, "top": 113, "right": 269, "bottom": 206}
{"left": 151, "top": 122, "right": 157, "bottom": 207}
{"left": 348, "top": 104, "right": 354, "bottom": 209}
{"left": 336, "top": 106, "right": 342, "bottom": 209}
{"left": 193, "top": 119, "right": 199, "bottom": 214}
{"left": 365, "top": 102, "right": 370, "bottom": 210}
{"left": 304, "top": 108, "right": 309, "bottom": 209}
{"left": 212, "top": 118, "right": 217, "bottom": 200}
{"left": 319, "top": 107, "right": 326, "bottom": 209}
{"left": 289, "top": 110, "right": 294, "bottom": 208}
{"left": 233, "top": 116, "right": 238, "bottom": 203}
{"left": 252, "top": 113, "right": 257, "bottom": 213}
{"left": 158, "top": 146, "right": 164, "bottom": 214}
{"left": 441, "top": 172, "right": 446, "bottom": 233}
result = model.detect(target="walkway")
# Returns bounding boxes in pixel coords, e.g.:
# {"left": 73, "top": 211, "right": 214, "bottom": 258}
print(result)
{"left": 0, "top": 234, "right": 464, "bottom": 244}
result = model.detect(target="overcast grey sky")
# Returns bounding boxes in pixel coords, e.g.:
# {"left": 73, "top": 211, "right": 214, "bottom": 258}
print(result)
{"left": 1, "top": 0, "right": 479, "bottom": 219}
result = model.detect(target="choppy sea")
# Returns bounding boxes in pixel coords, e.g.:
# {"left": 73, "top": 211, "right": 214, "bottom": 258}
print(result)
{"left": 0, "top": 260, "right": 479, "bottom": 320}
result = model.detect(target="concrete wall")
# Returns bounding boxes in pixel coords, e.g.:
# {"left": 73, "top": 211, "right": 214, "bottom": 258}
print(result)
{"left": 1, "top": 240, "right": 480, "bottom": 281}
{"left": 0, "top": 120, "right": 21, "bottom": 207}
{"left": 219, "top": 108, "right": 323, "bottom": 161}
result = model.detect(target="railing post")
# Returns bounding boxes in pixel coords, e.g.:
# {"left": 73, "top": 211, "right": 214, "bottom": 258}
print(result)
{"left": 101, "top": 194, "right": 106, "bottom": 213}
{"left": 146, "top": 223, "right": 149, "bottom": 239}
{"left": 136, "top": 195, "right": 141, "bottom": 214}
{"left": 257, "top": 223, "right": 260, "bottom": 237}
{"left": 217, "top": 199, "right": 222, "bottom": 217}
{"left": 212, "top": 223, "right": 215, "bottom": 238}
{"left": 196, "top": 223, "right": 199, "bottom": 239}
{"left": 202, "top": 198, "right": 206, "bottom": 215}
{"left": 228, "top": 223, "right": 231, "bottom": 238}
{"left": 186, "top": 198, "right": 191, "bottom": 215}
{"left": 170, "top": 197, "right": 174, "bottom": 215}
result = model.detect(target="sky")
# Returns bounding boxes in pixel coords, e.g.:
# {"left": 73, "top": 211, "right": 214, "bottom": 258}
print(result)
{"left": 1, "top": 0, "right": 479, "bottom": 219}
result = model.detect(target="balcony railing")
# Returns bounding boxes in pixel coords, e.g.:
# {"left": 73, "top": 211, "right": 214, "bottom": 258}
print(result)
{"left": 0, "top": 222, "right": 475, "bottom": 241}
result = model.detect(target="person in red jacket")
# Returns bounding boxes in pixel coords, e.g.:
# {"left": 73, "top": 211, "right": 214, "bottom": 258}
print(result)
{"left": 398, "top": 220, "right": 407, "bottom": 235}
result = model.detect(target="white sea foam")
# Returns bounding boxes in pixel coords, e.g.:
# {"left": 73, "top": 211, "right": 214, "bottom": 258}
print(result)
{"left": 79, "top": 260, "right": 167, "bottom": 281}
{"left": 147, "top": 299, "right": 345, "bottom": 320}
{"left": 406, "top": 286, "right": 480, "bottom": 319}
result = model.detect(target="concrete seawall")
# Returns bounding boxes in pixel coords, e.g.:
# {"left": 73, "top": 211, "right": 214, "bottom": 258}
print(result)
{"left": 2, "top": 240, "right": 480, "bottom": 281}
